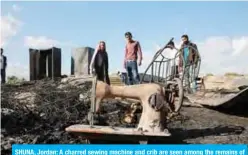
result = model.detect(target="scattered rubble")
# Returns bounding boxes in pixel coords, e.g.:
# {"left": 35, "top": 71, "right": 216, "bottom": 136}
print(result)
{"left": 0, "top": 79, "right": 135, "bottom": 153}
{"left": 1, "top": 78, "right": 248, "bottom": 154}
{"left": 1, "top": 79, "right": 91, "bottom": 154}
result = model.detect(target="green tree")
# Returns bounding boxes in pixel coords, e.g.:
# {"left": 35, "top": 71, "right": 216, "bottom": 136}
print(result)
{"left": 7, "top": 76, "right": 26, "bottom": 84}
{"left": 206, "top": 73, "right": 214, "bottom": 76}
{"left": 224, "top": 72, "right": 243, "bottom": 77}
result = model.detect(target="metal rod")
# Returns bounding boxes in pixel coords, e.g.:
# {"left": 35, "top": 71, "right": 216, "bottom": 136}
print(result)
{"left": 90, "top": 76, "right": 97, "bottom": 127}
{"left": 150, "top": 63, "right": 154, "bottom": 83}
{"left": 158, "top": 57, "right": 164, "bottom": 82}
{"left": 161, "top": 61, "right": 164, "bottom": 78}
{"left": 165, "top": 59, "right": 169, "bottom": 82}
{"left": 155, "top": 62, "right": 158, "bottom": 82}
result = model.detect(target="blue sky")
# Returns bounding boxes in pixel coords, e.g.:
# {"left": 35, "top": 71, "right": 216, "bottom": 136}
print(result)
{"left": 1, "top": 1, "right": 248, "bottom": 79}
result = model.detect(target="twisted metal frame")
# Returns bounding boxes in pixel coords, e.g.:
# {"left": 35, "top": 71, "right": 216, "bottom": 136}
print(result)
{"left": 140, "top": 38, "right": 183, "bottom": 85}
{"left": 140, "top": 38, "right": 202, "bottom": 94}
{"left": 140, "top": 38, "right": 184, "bottom": 112}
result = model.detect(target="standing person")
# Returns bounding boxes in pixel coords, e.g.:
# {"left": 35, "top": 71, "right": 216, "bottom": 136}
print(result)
{"left": 1, "top": 48, "right": 7, "bottom": 84}
{"left": 117, "top": 70, "right": 128, "bottom": 85}
{"left": 123, "top": 32, "right": 143, "bottom": 85}
{"left": 179, "top": 34, "right": 199, "bottom": 71}
{"left": 178, "top": 34, "right": 199, "bottom": 93}
{"left": 164, "top": 40, "right": 180, "bottom": 79}
{"left": 90, "top": 41, "right": 110, "bottom": 85}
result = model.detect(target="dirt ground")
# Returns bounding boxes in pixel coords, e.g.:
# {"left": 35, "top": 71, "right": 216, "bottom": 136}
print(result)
{"left": 167, "top": 107, "right": 248, "bottom": 144}
{"left": 1, "top": 80, "right": 248, "bottom": 154}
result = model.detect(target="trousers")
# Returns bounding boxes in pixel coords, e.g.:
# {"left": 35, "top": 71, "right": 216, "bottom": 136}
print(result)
{"left": 1, "top": 69, "right": 6, "bottom": 84}
{"left": 126, "top": 60, "right": 140, "bottom": 85}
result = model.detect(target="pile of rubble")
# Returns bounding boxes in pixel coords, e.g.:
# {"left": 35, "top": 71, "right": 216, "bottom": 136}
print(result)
{"left": 1, "top": 78, "right": 248, "bottom": 154}
{"left": 1, "top": 79, "right": 134, "bottom": 154}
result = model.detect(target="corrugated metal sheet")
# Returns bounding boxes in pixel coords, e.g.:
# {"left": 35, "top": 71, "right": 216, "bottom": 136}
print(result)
{"left": 51, "top": 47, "right": 61, "bottom": 78}
{"left": 71, "top": 47, "right": 94, "bottom": 76}
{"left": 29, "top": 47, "right": 61, "bottom": 80}
{"left": 29, "top": 49, "right": 38, "bottom": 81}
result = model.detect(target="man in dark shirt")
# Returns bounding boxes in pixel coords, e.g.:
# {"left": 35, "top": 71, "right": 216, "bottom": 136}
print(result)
{"left": 179, "top": 34, "right": 199, "bottom": 93}
{"left": 123, "top": 32, "right": 143, "bottom": 85}
{"left": 1, "top": 48, "right": 7, "bottom": 84}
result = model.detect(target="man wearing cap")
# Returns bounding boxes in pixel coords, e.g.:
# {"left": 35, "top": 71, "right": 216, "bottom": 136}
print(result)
{"left": 1, "top": 48, "right": 7, "bottom": 84}
{"left": 123, "top": 32, "right": 143, "bottom": 85}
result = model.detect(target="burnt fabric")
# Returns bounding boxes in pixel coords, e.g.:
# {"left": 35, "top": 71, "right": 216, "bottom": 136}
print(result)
{"left": 94, "top": 51, "right": 110, "bottom": 85}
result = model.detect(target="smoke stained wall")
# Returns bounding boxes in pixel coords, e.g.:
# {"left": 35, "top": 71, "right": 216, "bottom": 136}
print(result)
{"left": 29, "top": 47, "right": 61, "bottom": 80}
{"left": 71, "top": 47, "right": 94, "bottom": 76}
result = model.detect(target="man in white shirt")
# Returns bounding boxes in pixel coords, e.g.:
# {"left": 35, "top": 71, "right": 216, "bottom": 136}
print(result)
{"left": 1, "top": 48, "right": 7, "bottom": 84}
{"left": 162, "top": 41, "right": 180, "bottom": 79}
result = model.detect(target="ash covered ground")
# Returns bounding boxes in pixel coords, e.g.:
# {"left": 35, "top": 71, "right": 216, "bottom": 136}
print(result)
{"left": 1, "top": 79, "right": 248, "bottom": 154}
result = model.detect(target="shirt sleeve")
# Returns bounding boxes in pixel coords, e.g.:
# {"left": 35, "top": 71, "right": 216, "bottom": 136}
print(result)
{"left": 124, "top": 45, "right": 128, "bottom": 63}
{"left": 137, "top": 41, "right": 143, "bottom": 60}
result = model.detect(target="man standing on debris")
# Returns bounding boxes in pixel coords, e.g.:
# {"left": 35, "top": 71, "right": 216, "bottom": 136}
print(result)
{"left": 1, "top": 48, "right": 7, "bottom": 84}
{"left": 179, "top": 34, "right": 199, "bottom": 92}
{"left": 90, "top": 41, "right": 110, "bottom": 85}
{"left": 117, "top": 70, "right": 128, "bottom": 85}
{"left": 123, "top": 32, "right": 143, "bottom": 85}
